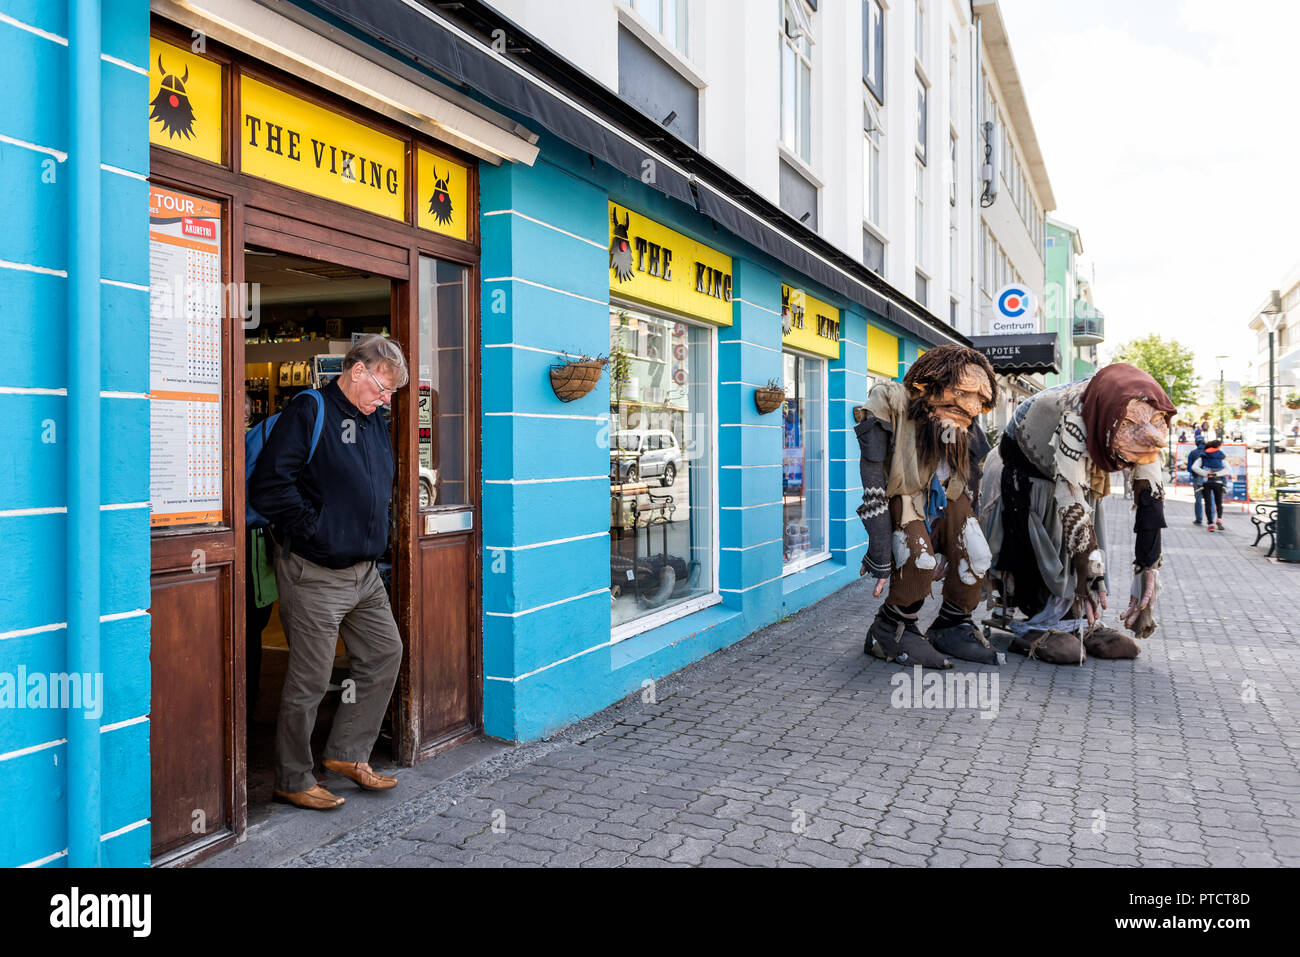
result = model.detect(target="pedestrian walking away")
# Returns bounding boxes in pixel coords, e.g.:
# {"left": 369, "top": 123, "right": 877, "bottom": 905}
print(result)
{"left": 249, "top": 334, "right": 409, "bottom": 811}
{"left": 1188, "top": 436, "right": 1207, "bottom": 525}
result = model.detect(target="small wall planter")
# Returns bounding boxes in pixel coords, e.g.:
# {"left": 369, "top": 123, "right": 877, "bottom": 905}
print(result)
{"left": 754, "top": 385, "right": 786, "bottom": 415}
{"left": 550, "top": 356, "right": 607, "bottom": 402}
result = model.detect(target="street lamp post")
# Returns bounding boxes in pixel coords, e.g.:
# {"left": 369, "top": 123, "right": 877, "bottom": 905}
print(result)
{"left": 1262, "top": 291, "right": 1283, "bottom": 487}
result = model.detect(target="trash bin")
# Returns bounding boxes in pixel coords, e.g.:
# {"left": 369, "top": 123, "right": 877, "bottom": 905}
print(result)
{"left": 1277, "top": 488, "right": 1300, "bottom": 563}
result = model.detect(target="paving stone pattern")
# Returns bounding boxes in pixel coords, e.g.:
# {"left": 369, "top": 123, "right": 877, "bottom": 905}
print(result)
{"left": 288, "top": 494, "right": 1300, "bottom": 867}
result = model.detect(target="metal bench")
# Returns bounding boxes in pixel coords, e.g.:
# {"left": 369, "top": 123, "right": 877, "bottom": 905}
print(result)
{"left": 1251, "top": 504, "right": 1278, "bottom": 557}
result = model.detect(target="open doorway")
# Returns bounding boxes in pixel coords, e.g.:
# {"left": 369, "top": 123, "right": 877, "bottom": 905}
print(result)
{"left": 241, "top": 244, "right": 397, "bottom": 816}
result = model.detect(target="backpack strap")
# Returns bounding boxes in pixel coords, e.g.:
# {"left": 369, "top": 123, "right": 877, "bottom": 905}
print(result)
{"left": 306, "top": 389, "right": 325, "bottom": 461}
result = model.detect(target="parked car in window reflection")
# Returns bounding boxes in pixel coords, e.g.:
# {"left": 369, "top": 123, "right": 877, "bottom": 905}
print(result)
{"left": 610, "top": 429, "right": 681, "bottom": 486}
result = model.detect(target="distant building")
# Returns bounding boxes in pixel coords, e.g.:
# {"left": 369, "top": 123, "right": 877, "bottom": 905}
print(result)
{"left": 1043, "top": 217, "right": 1104, "bottom": 387}
{"left": 1244, "top": 266, "right": 1300, "bottom": 435}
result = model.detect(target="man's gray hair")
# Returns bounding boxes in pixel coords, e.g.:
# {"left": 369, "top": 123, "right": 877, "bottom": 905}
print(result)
{"left": 345, "top": 334, "right": 409, "bottom": 388}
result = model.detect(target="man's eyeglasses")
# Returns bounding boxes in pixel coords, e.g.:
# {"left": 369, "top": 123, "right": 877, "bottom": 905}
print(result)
{"left": 366, "top": 368, "right": 397, "bottom": 401}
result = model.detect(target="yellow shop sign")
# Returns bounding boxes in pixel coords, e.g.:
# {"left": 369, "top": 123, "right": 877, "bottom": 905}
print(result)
{"left": 608, "top": 203, "right": 732, "bottom": 326}
{"left": 148, "top": 37, "right": 223, "bottom": 164}
{"left": 239, "top": 75, "right": 406, "bottom": 221}
{"left": 416, "top": 148, "right": 469, "bottom": 240}
{"left": 781, "top": 284, "right": 840, "bottom": 360}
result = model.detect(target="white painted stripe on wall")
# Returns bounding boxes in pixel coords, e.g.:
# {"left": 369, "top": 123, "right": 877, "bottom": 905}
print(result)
{"left": 482, "top": 342, "right": 564, "bottom": 357}
{"left": 101, "top": 609, "right": 148, "bottom": 623}
{"left": 485, "top": 530, "right": 608, "bottom": 551}
{"left": 830, "top": 368, "right": 869, "bottom": 376}
{"left": 101, "top": 818, "right": 149, "bottom": 842}
{"left": 18, "top": 849, "right": 67, "bottom": 868}
{"left": 485, "top": 586, "right": 610, "bottom": 619}
{"left": 0, "top": 11, "right": 67, "bottom": 45}
{"left": 101, "top": 502, "right": 149, "bottom": 511}
{"left": 484, "top": 475, "right": 607, "bottom": 485}
{"left": 732, "top": 297, "right": 781, "bottom": 316}
{"left": 0, "top": 737, "right": 65, "bottom": 764}
{"left": 0, "top": 258, "right": 67, "bottom": 278}
{"left": 718, "top": 338, "right": 780, "bottom": 354}
{"left": 719, "top": 573, "right": 784, "bottom": 594}
{"left": 0, "top": 386, "right": 67, "bottom": 395}
{"left": 100, "top": 52, "right": 147, "bottom": 75}
{"left": 100, "top": 715, "right": 149, "bottom": 734}
{"left": 101, "top": 391, "right": 150, "bottom": 399}
{"left": 0, "top": 622, "right": 66, "bottom": 641}
{"left": 482, "top": 209, "right": 606, "bottom": 249}
{"left": 484, "top": 411, "right": 605, "bottom": 422}
{"left": 719, "top": 421, "right": 781, "bottom": 429}
{"left": 721, "top": 501, "right": 782, "bottom": 509}
{"left": 720, "top": 464, "right": 781, "bottom": 469}
{"left": 100, "top": 278, "right": 149, "bottom": 291}
{"left": 482, "top": 275, "right": 606, "bottom": 306}
{"left": 101, "top": 163, "right": 147, "bottom": 181}
{"left": 484, "top": 637, "right": 613, "bottom": 683}
{"left": 0, "top": 506, "right": 67, "bottom": 518}
{"left": 0, "top": 132, "right": 67, "bottom": 162}
{"left": 721, "top": 538, "right": 782, "bottom": 552}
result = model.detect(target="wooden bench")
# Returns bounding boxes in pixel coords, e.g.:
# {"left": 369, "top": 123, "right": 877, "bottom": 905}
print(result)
{"left": 1251, "top": 504, "right": 1278, "bottom": 557}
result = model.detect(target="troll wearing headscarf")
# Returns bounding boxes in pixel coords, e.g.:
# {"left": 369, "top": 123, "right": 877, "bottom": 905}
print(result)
{"left": 853, "top": 345, "right": 1001, "bottom": 669}
{"left": 978, "top": 364, "right": 1175, "bottom": 664}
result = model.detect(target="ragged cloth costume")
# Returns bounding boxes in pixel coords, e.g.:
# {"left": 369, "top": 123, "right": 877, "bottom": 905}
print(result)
{"left": 856, "top": 380, "right": 997, "bottom": 668}
{"left": 978, "top": 364, "right": 1176, "bottom": 663}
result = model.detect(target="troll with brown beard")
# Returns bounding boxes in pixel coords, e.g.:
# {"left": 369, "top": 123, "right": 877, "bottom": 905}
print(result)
{"left": 854, "top": 344, "right": 1000, "bottom": 669}
{"left": 977, "top": 363, "right": 1175, "bottom": 664}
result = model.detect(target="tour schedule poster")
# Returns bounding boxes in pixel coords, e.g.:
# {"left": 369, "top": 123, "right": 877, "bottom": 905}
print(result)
{"left": 149, "top": 185, "right": 224, "bottom": 527}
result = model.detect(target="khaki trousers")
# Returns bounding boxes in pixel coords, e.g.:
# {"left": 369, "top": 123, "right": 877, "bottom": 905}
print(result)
{"left": 273, "top": 549, "right": 402, "bottom": 793}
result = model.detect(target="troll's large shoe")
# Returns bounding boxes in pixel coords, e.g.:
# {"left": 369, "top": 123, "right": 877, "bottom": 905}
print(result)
{"left": 1007, "top": 629, "right": 1085, "bottom": 665}
{"left": 865, "top": 616, "right": 952, "bottom": 669}
{"left": 1083, "top": 625, "right": 1141, "bottom": 659}
{"left": 927, "top": 620, "right": 1005, "bottom": 665}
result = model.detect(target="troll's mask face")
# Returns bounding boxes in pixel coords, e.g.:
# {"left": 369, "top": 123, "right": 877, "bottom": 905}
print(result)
{"left": 1112, "top": 399, "right": 1169, "bottom": 466}
{"left": 926, "top": 364, "right": 993, "bottom": 431}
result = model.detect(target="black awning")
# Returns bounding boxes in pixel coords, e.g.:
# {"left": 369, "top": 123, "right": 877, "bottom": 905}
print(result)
{"left": 968, "top": 333, "right": 1061, "bottom": 374}
{"left": 301, "top": 0, "right": 967, "bottom": 349}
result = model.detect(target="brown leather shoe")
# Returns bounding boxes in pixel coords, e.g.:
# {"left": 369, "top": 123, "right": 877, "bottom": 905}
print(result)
{"left": 323, "top": 758, "right": 398, "bottom": 791}
{"left": 272, "top": 784, "right": 345, "bottom": 810}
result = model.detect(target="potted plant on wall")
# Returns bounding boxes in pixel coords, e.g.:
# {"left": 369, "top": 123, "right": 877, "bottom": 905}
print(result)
{"left": 1241, "top": 386, "right": 1260, "bottom": 413}
{"left": 754, "top": 378, "right": 786, "bottom": 415}
{"left": 1286, "top": 391, "right": 1300, "bottom": 410}
{"left": 550, "top": 351, "right": 609, "bottom": 402}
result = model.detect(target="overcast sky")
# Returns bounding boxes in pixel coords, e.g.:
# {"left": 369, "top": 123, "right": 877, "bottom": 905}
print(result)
{"left": 998, "top": 0, "right": 1299, "bottom": 388}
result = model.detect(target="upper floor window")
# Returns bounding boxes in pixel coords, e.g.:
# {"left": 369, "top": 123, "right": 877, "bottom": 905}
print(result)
{"left": 915, "top": 0, "right": 926, "bottom": 66}
{"left": 864, "top": 101, "right": 884, "bottom": 229}
{"left": 625, "top": 0, "right": 689, "bottom": 56}
{"left": 863, "top": 0, "right": 885, "bottom": 104}
{"left": 915, "top": 70, "right": 928, "bottom": 163}
{"left": 781, "top": 0, "right": 815, "bottom": 164}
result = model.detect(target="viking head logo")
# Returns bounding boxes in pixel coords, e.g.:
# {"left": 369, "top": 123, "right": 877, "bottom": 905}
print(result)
{"left": 781, "top": 287, "right": 793, "bottom": 335}
{"left": 150, "top": 56, "right": 196, "bottom": 141}
{"left": 427, "top": 167, "right": 455, "bottom": 226}
{"left": 609, "top": 209, "right": 633, "bottom": 283}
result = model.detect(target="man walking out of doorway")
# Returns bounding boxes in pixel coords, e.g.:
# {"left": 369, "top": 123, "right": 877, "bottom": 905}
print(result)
{"left": 250, "top": 335, "right": 408, "bottom": 810}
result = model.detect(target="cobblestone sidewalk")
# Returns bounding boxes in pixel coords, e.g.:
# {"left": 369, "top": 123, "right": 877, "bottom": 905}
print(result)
{"left": 266, "top": 493, "right": 1300, "bottom": 867}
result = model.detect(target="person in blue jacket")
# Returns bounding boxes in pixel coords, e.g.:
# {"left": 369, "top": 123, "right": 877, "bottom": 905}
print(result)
{"left": 1187, "top": 437, "right": 1207, "bottom": 525}
{"left": 1192, "top": 437, "right": 1229, "bottom": 531}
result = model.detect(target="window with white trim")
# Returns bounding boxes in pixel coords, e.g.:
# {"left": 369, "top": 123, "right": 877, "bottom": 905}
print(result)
{"left": 915, "top": 158, "right": 926, "bottom": 267}
{"left": 624, "top": 0, "right": 690, "bottom": 57}
{"left": 863, "top": 0, "right": 885, "bottom": 104}
{"left": 782, "top": 351, "right": 827, "bottom": 570}
{"left": 780, "top": 0, "right": 815, "bottom": 164}
{"left": 863, "top": 101, "right": 884, "bottom": 230}
{"left": 915, "top": 70, "right": 928, "bottom": 163}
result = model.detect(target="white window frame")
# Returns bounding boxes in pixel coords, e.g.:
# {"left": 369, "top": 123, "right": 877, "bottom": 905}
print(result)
{"left": 609, "top": 299, "right": 721, "bottom": 644}
{"left": 915, "top": 158, "right": 926, "bottom": 267}
{"left": 781, "top": 347, "right": 831, "bottom": 577}
{"left": 863, "top": 0, "right": 885, "bottom": 105}
{"left": 863, "top": 98, "right": 885, "bottom": 232}
{"left": 780, "top": 0, "right": 815, "bottom": 164}
{"left": 623, "top": 0, "right": 690, "bottom": 58}
{"left": 915, "top": 69, "right": 929, "bottom": 164}
{"left": 914, "top": 0, "right": 926, "bottom": 67}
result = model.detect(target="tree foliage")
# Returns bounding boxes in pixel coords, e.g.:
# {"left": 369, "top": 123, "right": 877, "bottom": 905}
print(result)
{"left": 1110, "top": 335, "right": 1198, "bottom": 408}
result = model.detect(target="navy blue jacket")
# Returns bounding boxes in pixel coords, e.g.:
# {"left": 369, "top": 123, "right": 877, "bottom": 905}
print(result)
{"left": 248, "top": 380, "right": 395, "bottom": 569}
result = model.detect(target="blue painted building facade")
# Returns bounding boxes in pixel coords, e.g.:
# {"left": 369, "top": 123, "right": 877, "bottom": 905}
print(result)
{"left": 0, "top": 0, "right": 957, "bottom": 866}
{"left": 0, "top": 0, "right": 153, "bottom": 867}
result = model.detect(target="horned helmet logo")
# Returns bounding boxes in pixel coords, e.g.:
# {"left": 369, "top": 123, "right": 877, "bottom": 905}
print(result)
{"left": 781, "top": 287, "right": 793, "bottom": 335}
{"left": 427, "top": 167, "right": 454, "bottom": 226}
{"left": 150, "top": 56, "right": 196, "bottom": 141}
{"left": 609, "top": 209, "right": 633, "bottom": 283}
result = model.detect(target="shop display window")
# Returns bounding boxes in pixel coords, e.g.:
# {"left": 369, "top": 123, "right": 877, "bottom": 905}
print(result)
{"left": 609, "top": 305, "right": 714, "bottom": 632}
{"left": 782, "top": 351, "right": 827, "bottom": 570}
{"left": 418, "top": 256, "right": 470, "bottom": 509}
